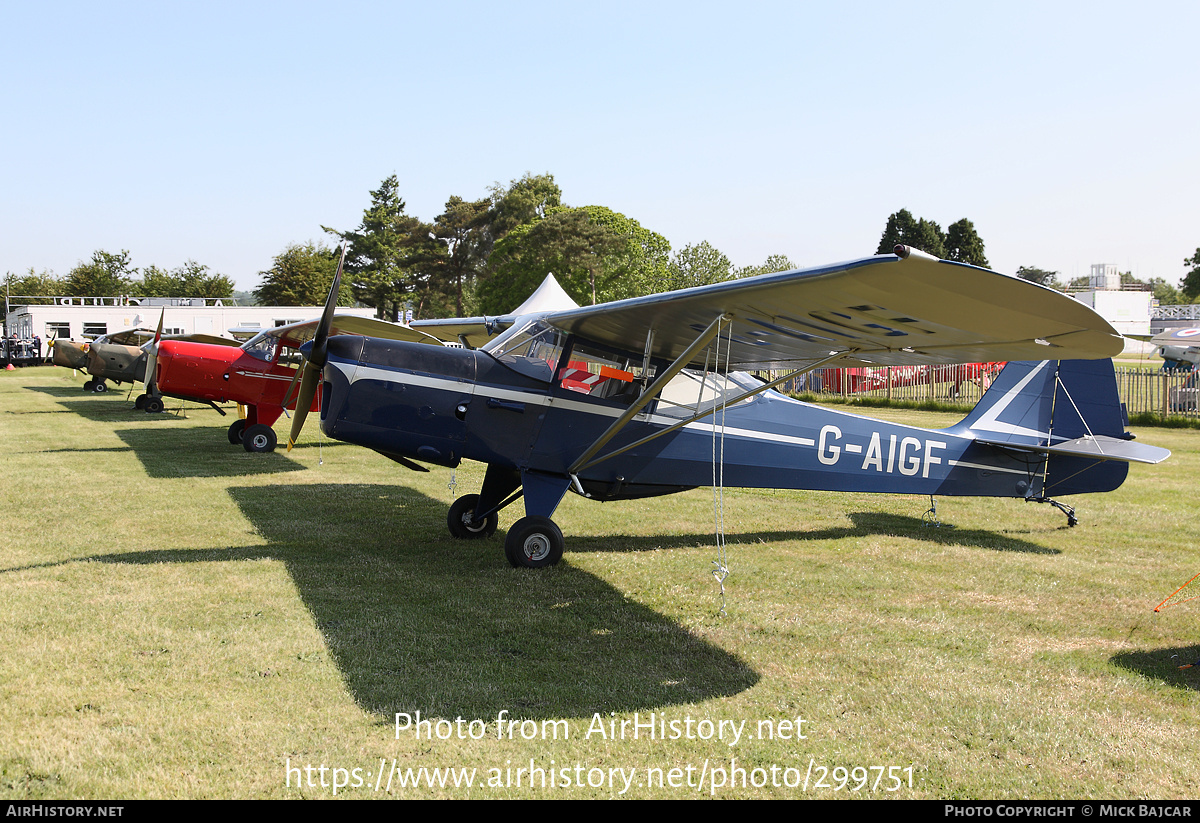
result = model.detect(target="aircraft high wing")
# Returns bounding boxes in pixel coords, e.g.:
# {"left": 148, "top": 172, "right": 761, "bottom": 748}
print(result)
{"left": 290, "top": 245, "right": 1166, "bottom": 569}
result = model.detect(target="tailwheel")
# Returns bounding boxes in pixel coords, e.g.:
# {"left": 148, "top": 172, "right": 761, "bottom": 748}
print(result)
{"left": 504, "top": 516, "right": 564, "bottom": 568}
{"left": 227, "top": 419, "right": 246, "bottom": 444}
{"left": 448, "top": 494, "right": 498, "bottom": 539}
{"left": 242, "top": 423, "right": 277, "bottom": 453}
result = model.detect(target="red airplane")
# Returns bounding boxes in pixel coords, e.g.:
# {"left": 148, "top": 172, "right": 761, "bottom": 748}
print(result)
{"left": 153, "top": 315, "right": 440, "bottom": 452}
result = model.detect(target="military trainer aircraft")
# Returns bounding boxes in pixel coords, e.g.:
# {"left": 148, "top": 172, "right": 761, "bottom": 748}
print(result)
{"left": 286, "top": 245, "right": 1170, "bottom": 569}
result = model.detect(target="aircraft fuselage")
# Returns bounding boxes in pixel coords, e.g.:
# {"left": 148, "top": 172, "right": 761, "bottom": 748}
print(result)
{"left": 317, "top": 337, "right": 1127, "bottom": 505}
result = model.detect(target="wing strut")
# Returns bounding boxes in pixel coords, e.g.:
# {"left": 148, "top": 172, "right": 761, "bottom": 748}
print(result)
{"left": 568, "top": 313, "right": 732, "bottom": 474}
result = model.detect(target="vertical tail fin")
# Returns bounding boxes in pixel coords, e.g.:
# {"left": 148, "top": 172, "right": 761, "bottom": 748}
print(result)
{"left": 950, "top": 359, "right": 1128, "bottom": 446}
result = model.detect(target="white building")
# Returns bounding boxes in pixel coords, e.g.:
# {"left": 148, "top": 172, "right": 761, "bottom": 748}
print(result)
{"left": 3, "top": 295, "right": 377, "bottom": 342}
{"left": 1072, "top": 264, "right": 1153, "bottom": 354}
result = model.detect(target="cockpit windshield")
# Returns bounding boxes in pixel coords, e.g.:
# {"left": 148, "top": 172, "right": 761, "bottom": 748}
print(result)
{"left": 242, "top": 331, "right": 278, "bottom": 363}
{"left": 481, "top": 320, "right": 565, "bottom": 382}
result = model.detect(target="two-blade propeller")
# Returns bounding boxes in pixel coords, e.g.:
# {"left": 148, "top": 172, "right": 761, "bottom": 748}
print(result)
{"left": 286, "top": 245, "right": 346, "bottom": 452}
{"left": 142, "top": 309, "right": 165, "bottom": 394}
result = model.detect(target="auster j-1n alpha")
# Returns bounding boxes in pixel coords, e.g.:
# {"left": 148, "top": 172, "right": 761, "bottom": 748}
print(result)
{"left": 286, "top": 245, "right": 1169, "bottom": 569}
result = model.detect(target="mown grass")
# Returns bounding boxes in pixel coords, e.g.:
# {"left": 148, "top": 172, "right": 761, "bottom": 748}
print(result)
{"left": 2, "top": 367, "right": 1197, "bottom": 799}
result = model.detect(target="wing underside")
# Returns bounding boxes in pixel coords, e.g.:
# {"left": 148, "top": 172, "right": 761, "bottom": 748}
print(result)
{"left": 533, "top": 251, "right": 1123, "bottom": 370}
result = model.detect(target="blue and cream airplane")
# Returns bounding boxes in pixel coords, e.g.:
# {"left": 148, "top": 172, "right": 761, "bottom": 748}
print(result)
{"left": 287, "top": 246, "right": 1169, "bottom": 568}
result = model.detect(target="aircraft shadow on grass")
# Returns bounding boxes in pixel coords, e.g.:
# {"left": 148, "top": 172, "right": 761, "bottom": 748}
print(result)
{"left": 566, "top": 511, "right": 1059, "bottom": 556}
{"left": 55, "top": 397, "right": 234, "bottom": 424}
{"left": 1111, "top": 647, "right": 1200, "bottom": 691}
{"left": 111, "top": 427, "right": 305, "bottom": 478}
{"left": 10, "top": 483, "right": 760, "bottom": 720}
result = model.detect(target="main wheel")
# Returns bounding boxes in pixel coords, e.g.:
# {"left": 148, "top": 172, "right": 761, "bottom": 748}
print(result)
{"left": 134, "top": 394, "right": 147, "bottom": 410}
{"left": 227, "top": 419, "right": 247, "bottom": 444}
{"left": 144, "top": 396, "right": 165, "bottom": 414}
{"left": 242, "top": 424, "right": 277, "bottom": 453}
{"left": 447, "top": 494, "right": 498, "bottom": 539}
{"left": 92, "top": 381, "right": 108, "bottom": 393}
{"left": 504, "top": 516, "right": 564, "bottom": 568}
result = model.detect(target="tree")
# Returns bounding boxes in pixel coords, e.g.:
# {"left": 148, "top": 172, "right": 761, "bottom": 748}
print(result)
{"left": 64, "top": 250, "right": 137, "bottom": 296}
{"left": 478, "top": 204, "right": 670, "bottom": 314}
{"left": 479, "top": 208, "right": 624, "bottom": 314}
{"left": 1183, "top": 248, "right": 1200, "bottom": 302}
{"left": 254, "top": 242, "right": 353, "bottom": 306}
{"left": 3, "top": 268, "right": 66, "bottom": 301}
{"left": 137, "top": 261, "right": 234, "bottom": 298}
{"left": 1015, "top": 266, "right": 1062, "bottom": 289}
{"left": 1148, "top": 277, "right": 1183, "bottom": 305}
{"left": 943, "top": 219, "right": 989, "bottom": 267}
{"left": 324, "top": 175, "right": 427, "bottom": 320}
{"left": 431, "top": 195, "right": 493, "bottom": 316}
{"left": 735, "top": 254, "right": 796, "bottom": 279}
{"left": 486, "top": 172, "right": 562, "bottom": 240}
{"left": 659, "top": 241, "right": 734, "bottom": 291}
{"left": 874, "top": 209, "right": 960, "bottom": 260}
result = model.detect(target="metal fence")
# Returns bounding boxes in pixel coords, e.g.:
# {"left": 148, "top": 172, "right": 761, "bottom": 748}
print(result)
{"left": 761, "top": 364, "right": 1200, "bottom": 419}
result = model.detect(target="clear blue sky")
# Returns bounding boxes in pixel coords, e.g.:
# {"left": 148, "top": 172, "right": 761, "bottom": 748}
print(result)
{"left": 3, "top": 1, "right": 1197, "bottom": 293}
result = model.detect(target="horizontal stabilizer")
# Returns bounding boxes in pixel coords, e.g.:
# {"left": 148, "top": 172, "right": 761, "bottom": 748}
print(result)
{"left": 974, "top": 434, "right": 1171, "bottom": 465}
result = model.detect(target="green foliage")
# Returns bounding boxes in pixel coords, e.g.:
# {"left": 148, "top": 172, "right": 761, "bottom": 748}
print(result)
{"left": 734, "top": 254, "right": 796, "bottom": 279}
{"left": 943, "top": 218, "right": 989, "bottom": 267}
{"left": 253, "top": 242, "right": 353, "bottom": 306}
{"left": 324, "top": 174, "right": 428, "bottom": 320}
{"left": 64, "top": 249, "right": 137, "bottom": 296}
{"left": 486, "top": 172, "right": 562, "bottom": 239}
{"left": 658, "top": 241, "right": 734, "bottom": 291}
{"left": 876, "top": 209, "right": 993, "bottom": 263}
{"left": 136, "top": 261, "right": 234, "bottom": 299}
{"left": 1016, "top": 266, "right": 1062, "bottom": 289}
{"left": 431, "top": 195, "right": 494, "bottom": 316}
{"left": 1148, "top": 276, "right": 1184, "bottom": 305}
{"left": 3, "top": 268, "right": 66, "bottom": 302}
{"left": 1182, "top": 247, "right": 1200, "bottom": 302}
{"left": 479, "top": 205, "right": 670, "bottom": 313}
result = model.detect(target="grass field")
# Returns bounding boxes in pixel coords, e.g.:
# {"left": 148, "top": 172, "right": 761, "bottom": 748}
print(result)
{"left": 2, "top": 366, "right": 1197, "bottom": 799}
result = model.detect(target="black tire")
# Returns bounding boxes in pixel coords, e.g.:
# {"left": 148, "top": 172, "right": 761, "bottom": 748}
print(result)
{"left": 447, "top": 494, "right": 498, "bottom": 539}
{"left": 134, "top": 394, "right": 146, "bottom": 410}
{"left": 144, "top": 396, "right": 165, "bottom": 414}
{"left": 504, "top": 516, "right": 564, "bottom": 568}
{"left": 83, "top": 379, "right": 95, "bottom": 391}
{"left": 242, "top": 424, "right": 277, "bottom": 453}
{"left": 92, "top": 381, "right": 108, "bottom": 393}
{"left": 227, "top": 419, "right": 247, "bottom": 444}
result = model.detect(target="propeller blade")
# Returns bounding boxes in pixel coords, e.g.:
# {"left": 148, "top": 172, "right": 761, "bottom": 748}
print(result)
{"left": 143, "top": 309, "right": 166, "bottom": 393}
{"left": 309, "top": 244, "right": 347, "bottom": 371}
{"left": 286, "top": 244, "right": 347, "bottom": 452}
